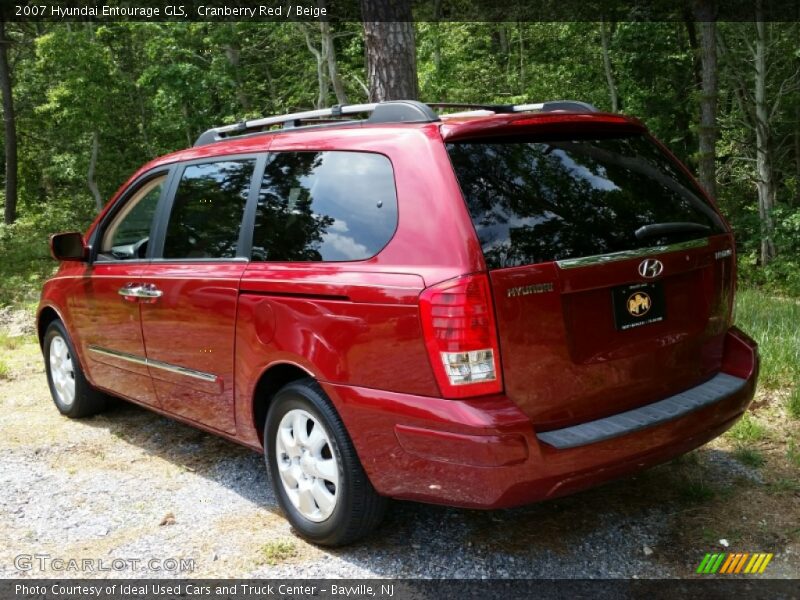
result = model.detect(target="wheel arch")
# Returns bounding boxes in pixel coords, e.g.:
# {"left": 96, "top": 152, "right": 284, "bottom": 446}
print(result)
{"left": 251, "top": 361, "right": 316, "bottom": 446}
{"left": 37, "top": 304, "right": 65, "bottom": 349}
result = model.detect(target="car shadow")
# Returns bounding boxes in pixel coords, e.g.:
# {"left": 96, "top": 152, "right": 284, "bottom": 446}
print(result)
{"left": 80, "top": 398, "right": 757, "bottom": 578}
{"left": 82, "top": 398, "right": 272, "bottom": 509}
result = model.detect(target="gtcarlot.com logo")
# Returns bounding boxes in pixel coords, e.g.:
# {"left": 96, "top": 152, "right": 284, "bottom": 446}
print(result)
{"left": 14, "top": 554, "right": 195, "bottom": 573}
{"left": 696, "top": 552, "right": 774, "bottom": 575}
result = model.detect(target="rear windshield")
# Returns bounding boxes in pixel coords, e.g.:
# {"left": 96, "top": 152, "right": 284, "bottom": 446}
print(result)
{"left": 446, "top": 135, "right": 726, "bottom": 269}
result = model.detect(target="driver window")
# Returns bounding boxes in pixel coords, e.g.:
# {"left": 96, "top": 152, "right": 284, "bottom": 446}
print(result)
{"left": 99, "top": 175, "right": 165, "bottom": 261}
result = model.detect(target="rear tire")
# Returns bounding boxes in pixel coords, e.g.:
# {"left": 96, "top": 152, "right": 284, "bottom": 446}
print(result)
{"left": 265, "top": 378, "right": 386, "bottom": 546}
{"left": 43, "top": 320, "right": 107, "bottom": 418}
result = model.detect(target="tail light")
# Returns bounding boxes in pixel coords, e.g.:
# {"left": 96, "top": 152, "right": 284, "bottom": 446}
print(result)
{"left": 715, "top": 243, "right": 735, "bottom": 326}
{"left": 419, "top": 273, "right": 503, "bottom": 399}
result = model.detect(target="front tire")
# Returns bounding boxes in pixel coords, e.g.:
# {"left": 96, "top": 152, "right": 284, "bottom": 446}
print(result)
{"left": 43, "top": 320, "right": 106, "bottom": 418}
{"left": 265, "top": 379, "right": 386, "bottom": 546}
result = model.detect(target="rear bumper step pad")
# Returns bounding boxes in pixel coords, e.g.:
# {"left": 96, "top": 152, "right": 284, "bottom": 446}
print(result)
{"left": 536, "top": 372, "right": 747, "bottom": 449}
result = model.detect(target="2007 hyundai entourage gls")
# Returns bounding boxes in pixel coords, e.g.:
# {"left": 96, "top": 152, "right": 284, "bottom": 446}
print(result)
{"left": 39, "top": 100, "right": 759, "bottom": 545}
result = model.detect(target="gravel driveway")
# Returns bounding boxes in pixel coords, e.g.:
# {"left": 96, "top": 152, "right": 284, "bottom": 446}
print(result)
{"left": 1, "top": 322, "right": 797, "bottom": 579}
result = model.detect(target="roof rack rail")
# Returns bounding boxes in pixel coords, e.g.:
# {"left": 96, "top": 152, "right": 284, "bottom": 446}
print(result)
{"left": 193, "top": 99, "right": 599, "bottom": 147}
{"left": 194, "top": 100, "right": 439, "bottom": 146}
{"left": 427, "top": 100, "right": 599, "bottom": 114}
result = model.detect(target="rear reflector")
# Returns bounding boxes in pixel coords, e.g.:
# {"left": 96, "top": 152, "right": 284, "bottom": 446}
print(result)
{"left": 419, "top": 274, "right": 503, "bottom": 398}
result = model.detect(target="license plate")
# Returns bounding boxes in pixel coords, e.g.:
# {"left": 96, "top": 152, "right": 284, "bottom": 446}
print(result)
{"left": 612, "top": 282, "right": 666, "bottom": 331}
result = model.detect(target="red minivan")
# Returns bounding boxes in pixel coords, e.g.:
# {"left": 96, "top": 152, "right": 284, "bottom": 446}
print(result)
{"left": 39, "top": 100, "right": 758, "bottom": 545}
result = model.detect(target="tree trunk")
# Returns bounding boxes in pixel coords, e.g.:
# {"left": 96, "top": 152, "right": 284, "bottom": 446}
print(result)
{"left": 518, "top": 22, "right": 524, "bottom": 93}
{"left": 498, "top": 25, "right": 509, "bottom": 77}
{"left": 0, "top": 20, "right": 17, "bottom": 225}
{"left": 795, "top": 105, "right": 800, "bottom": 207}
{"left": 136, "top": 86, "right": 151, "bottom": 156}
{"left": 599, "top": 19, "right": 619, "bottom": 112}
{"left": 693, "top": 0, "right": 718, "bottom": 199}
{"left": 320, "top": 20, "right": 347, "bottom": 104}
{"left": 754, "top": 8, "right": 776, "bottom": 264}
{"left": 432, "top": 0, "right": 442, "bottom": 75}
{"left": 87, "top": 132, "right": 103, "bottom": 212}
{"left": 264, "top": 63, "right": 277, "bottom": 113}
{"left": 360, "top": 0, "right": 418, "bottom": 101}
{"left": 683, "top": 16, "right": 702, "bottom": 90}
{"left": 224, "top": 40, "right": 251, "bottom": 112}
{"left": 181, "top": 104, "right": 192, "bottom": 148}
{"left": 300, "top": 24, "right": 328, "bottom": 108}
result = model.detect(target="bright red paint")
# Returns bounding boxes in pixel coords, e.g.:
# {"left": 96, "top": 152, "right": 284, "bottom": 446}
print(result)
{"left": 138, "top": 261, "right": 244, "bottom": 434}
{"left": 39, "top": 110, "right": 759, "bottom": 509}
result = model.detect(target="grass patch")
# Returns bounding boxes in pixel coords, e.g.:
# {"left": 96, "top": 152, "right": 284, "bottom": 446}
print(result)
{"left": 259, "top": 540, "right": 297, "bottom": 566}
{"left": 0, "top": 359, "right": 9, "bottom": 380}
{"left": 732, "top": 446, "right": 765, "bottom": 468}
{"left": 768, "top": 478, "right": 800, "bottom": 494}
{"left": 787, "top": 383, "right": 800, "bottom": 420}
{"left": 787, "top": 439, "right": 800, "bottom": 468}
{"left": 735, "top": 289, "right": 800, "bottom": 389}
{"left": 0, "top": 332, "right": 23, "bottom": 350}
{"left": 727, "top": 413, "right": 767, "bottom": 443}
{"left": 677, "top": 479, "right": 716, "bottom": 503}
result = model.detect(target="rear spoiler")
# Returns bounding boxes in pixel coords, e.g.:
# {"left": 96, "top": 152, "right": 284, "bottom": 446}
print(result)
{"left": 441, "top": 112, "right": 646, "bottom": 143}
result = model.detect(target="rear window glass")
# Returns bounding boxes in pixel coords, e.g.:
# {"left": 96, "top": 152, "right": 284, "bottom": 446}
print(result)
{"left": 250, "top": 151, "right": 397, "bottom": 262}
{"left": 447, "top": 135, "right": 725, "bottom": 269}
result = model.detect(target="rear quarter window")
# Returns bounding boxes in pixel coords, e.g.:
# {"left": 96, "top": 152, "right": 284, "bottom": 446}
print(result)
{"left": 447, "top": 135, "right": 726, "bottom": 269}
{"left": 250, "top": 151, "right": 398, "bottom": 262}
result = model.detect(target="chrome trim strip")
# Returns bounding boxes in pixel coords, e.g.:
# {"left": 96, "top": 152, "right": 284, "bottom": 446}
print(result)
{"left": 88, "top": 345, "right": 148, "bottom": 367}
{"left": 87, "top": 345, "right": 219, "bottom": 383}
{"left": 555, "top": 238, "right": 709, "bottom": 269}
{"left": 147, "top": 357, "right": 218, "bottom": 383}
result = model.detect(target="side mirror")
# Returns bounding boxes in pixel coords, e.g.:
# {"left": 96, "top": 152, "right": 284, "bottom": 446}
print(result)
{"left": 50, "top": 232, "right": 88, "bottom": 262}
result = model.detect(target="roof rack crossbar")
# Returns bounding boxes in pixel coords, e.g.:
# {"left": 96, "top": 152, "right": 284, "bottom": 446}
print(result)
{"left": 194, "top": 100, "right": 439, "bottom": 146}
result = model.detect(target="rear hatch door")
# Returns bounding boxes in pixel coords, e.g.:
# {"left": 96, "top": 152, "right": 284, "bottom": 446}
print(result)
{"left": 446, "top": 126, "right": 734, "bottom": 430}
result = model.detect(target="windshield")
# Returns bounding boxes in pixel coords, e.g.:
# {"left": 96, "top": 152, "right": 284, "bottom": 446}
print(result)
{"left": 446, "top": 134, "right": 726, "bottom": 269}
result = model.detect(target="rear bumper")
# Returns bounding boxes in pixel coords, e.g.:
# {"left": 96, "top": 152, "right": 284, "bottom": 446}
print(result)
{"left": 322, "top": 327, "right": 758, "bottom": 509}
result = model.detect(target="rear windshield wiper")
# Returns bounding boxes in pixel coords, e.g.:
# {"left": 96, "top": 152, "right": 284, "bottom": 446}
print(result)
{"left": 635, "top": 222, "right": 711, "bottom": 241}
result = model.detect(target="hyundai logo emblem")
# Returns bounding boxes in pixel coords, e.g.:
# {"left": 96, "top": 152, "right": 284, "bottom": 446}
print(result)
{"left": 638, "top": 258, "right": 664, "bottom": 278}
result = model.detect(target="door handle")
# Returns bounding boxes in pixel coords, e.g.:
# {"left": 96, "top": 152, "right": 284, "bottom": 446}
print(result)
{"left": 118, "top": 283, "right": 142, "bottom": 302}
{"left": 137, "top": 283, "right": 163, "bottom": 303}
{"left": 117, "top": 283, "right": 163, "bottom": 303}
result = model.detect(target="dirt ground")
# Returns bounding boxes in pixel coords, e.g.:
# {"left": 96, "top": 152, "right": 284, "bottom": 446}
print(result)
{"left": 0, "top": 324, "right": 797, "bottom": 579}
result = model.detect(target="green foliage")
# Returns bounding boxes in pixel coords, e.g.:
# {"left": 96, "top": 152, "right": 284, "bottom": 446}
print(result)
{"left": 732, "top": 446, "right": 765, "bottom": 468}
{"left": 677, "top": 479, "right": 716, "bottom": 504}
{"left": 0, "top": 332, "right": 23, "bottom": 350}
{"left": 0, "top": 360, "right": 9, "bottom": 380}
{"left": 259, "top": 540, "right": 297, "bottom": 565}
{"left": 716, "top": 22, "right": 800, "bottom": 295}
{"left": 727, "top": 413, "right": 767, "bottom": 443}
{"left": 0, "top": 197, "right": 95, "bottom": 306}
{"left": 788, "top": 439, "right": 800, "bottom": 468}
{"left": 735, "top": 207, "right": 800, "bottom": 295}
{"left": 734, "top": 289, "right": 800, "bottom": 388}
{"left": 0, "top": 20, "right": 798, "bottom": 309}
{"left": 788, "top": 384, "right": 800, "bottom": 420}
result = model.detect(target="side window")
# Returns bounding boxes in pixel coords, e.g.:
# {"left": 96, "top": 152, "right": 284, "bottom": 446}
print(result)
{"left": 162, "top": 159, "right": 255, "bottom": 259}
{"left": 251, "top": 151, "right": 398, "bottom": 262}
{"left": 99, "top": 175, "right": 165, "bottom": 261}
